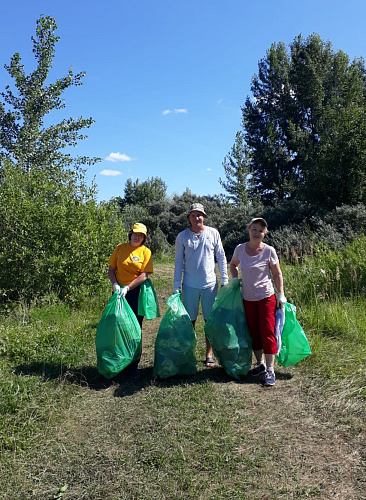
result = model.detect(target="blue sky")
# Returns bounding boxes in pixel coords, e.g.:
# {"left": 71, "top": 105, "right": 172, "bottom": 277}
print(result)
{"left": 1, "top": 0, "right": 366, "bottom": 202}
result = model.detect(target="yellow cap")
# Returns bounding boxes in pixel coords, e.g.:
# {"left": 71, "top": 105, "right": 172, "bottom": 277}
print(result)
{"left": 132, "top": 222, "right": 147, "bottom": 235}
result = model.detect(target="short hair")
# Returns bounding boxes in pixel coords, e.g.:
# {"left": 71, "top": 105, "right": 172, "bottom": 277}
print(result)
{"left": 128, "top": 230, "right": 147, "bottom": 246}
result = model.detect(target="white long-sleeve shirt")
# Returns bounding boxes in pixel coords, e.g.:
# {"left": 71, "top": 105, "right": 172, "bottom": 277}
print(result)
{"left": 174, "top": 226, "right": 228, "bottom": 290}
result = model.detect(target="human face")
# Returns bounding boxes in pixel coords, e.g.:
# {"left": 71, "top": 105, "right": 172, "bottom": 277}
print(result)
{"left": 130, "top": 232, "right": 145, "bottom": 248}
{"left": 248, "top": 223, "right": 266, "bottom": 245}
{"left": 188, "top": 211, "right": 205, "bottom": 231}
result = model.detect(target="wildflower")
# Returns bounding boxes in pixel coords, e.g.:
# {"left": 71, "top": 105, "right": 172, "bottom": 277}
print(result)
{"left": 320, "top": 269, "right": 326, "bottom": 275}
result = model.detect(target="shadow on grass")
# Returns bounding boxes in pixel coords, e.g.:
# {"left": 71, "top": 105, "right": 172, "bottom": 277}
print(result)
{"left": 113, "top": 364, "right": 293, "bottom": 398}
{"left": 13, "top": 361, "right": 110, "bottom": 390}
{"left": 13, "top": 361, "right": 293, "bottom": 397}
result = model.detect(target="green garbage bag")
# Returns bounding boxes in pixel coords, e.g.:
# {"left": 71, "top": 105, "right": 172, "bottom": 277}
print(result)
{"left": 138, "top": 278, "right": 160, "bottom": 320}
{"left": 275, "top": 302, "right": 311, "bottom": 367}
{"left": 95, "top": 291, "right": 142, "bottom": 379}
{"left": 153, "top": 292, "right": 197, "bottom": 379}
{"left": 204, "top": 279, "right": 252, "bottom": 379}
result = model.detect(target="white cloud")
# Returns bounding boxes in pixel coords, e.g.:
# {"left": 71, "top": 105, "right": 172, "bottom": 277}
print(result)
{"left": 105, "top": 152, "right": 132, "bottom": 162}
{"left": 99, "top": 169, "right": 123, "bottom": 177}
{"left": 206, "top": 168, "right": 212, "bottom": 171}
{"left": 162, "top": 108, "right": 187, "bottom": 115}
{"left": 217, "top": 98, "right": 223, "bottom": 104}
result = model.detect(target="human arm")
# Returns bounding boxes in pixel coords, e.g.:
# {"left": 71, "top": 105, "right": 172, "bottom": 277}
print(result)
{"left": 214, "top": 232, "right": 228, "bottom": 285}
{"left": 173, "top": 233, "right": 184, "bottom": 291}
{"left": 108, "top": 265, "right": 120, "bottom": 291}
{"left": 270, "top": 261, "right": 286, "bottom": 306}
{"left": 229, "top": 257, "right": 240, "bottom": 279}
{"left": 127, "top": 271, "right": 150, "bottom": 291}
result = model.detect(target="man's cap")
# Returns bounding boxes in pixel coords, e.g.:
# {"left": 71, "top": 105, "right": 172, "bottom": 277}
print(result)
{"left": 132, "top": 222, "right": 147, "bottom": 235}
{"left": 248, "top": 217, "right": 268, "bottom": 228}
{"left": 188, "top": 203, "right": 207, "bottom": 216}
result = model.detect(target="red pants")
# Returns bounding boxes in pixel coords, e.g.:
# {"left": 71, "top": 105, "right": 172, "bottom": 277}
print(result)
{"left": 243, "top": 295, "right": 277, "bottom": 354}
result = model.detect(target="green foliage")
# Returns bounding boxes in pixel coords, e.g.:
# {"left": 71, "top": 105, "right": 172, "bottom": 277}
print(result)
{"left": 0, "top": 15, "right": 99, "bottom": 171}
{"left": 242, "top": 33, "right": 366, "bottom": 208}
{"left": 0, "top": 161, "right": 125, "bottom": 303}
{"left": 283, "top": 236, "right": 366, "bottom": 306}
{"left": 0, "top": 16, "right": 125, "bottom": 304}
{"left": 117, "top": 177, "right": 168, "bottom": 209}
{"left": 219, "top": 131, "right": 253, "bottom": 204}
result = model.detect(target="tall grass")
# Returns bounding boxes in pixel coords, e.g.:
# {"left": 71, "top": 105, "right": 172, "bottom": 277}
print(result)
{"left": 283, "top": 235, "right": 366, "bottom": 305}
{"left": 281, "top": 237, "right": 366, "bottom": 387}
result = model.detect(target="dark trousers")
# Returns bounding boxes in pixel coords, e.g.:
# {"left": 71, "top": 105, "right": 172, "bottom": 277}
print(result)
{"left": 125, "top": 284, "right": 143, "bottom": 370}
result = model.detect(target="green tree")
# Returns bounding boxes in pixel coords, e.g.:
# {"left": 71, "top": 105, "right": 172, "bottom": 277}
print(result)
{"left": 219, "top": 131, "right": 252, "bottom": 204}
{"left": 0, "top": 16, "right": 123, "bottom": 304}
{"left": 0, "top": 15, "right": 99, "bottom": 171}
{"left": 118, "top": 176, "right": 168, "bottom": 209}
{"left": 0, "top": 161, "right": 125, "bottom": 303}
{"left": 243, "top": 41, "right": 299, "bottom": 205}
{"left": 242, "top": 34, "right": 366, "bottom": 208}
{"left": 115, "top": 177, "right": 171, "bottom": 255}
{"left": 290, "top": 37, "right": 366, "bottom": 207}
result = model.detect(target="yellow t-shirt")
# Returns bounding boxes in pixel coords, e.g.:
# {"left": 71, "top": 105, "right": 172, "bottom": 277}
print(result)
{"left": 108, "top": 243, "right": 153, "bottom": 286}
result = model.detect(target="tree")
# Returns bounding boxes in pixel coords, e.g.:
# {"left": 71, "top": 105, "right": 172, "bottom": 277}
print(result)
{"left": 241, "top": 34, "right": 366, "bottom": 209}
{"left": 0, "top": 15, "right": 99, "bottom": 172}
{"left": 115, "top": 176, "right": 172, "bottom": 255}
{"left": 117, "top": 176, "right": 168, "bottom": 209}
{"left": 242, "top": 41, "right": 299, "bottom": 205}
{"left": 219, "top": 131, "right": 252, "bottom": 204}
{"left": 0, "top": 16, "right": 122, "bottom": 304}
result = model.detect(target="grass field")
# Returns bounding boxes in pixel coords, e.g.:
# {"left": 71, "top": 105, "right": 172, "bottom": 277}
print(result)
{"left": 0, "top": 261, "right": 365, "bottom": 499}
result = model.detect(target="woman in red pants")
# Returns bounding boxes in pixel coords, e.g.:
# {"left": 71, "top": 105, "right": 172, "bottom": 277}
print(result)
{"left": 229, "top": 218, "right": 286, "bottom": 387}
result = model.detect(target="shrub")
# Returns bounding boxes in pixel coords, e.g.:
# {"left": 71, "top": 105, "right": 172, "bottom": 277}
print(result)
{"left": 0, "top": 162, "right": 125, "bottom": 304}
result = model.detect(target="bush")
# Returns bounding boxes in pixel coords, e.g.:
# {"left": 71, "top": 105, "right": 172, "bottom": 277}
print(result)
{"left": 0, "top": 162, "right": 125, "bottom": 304}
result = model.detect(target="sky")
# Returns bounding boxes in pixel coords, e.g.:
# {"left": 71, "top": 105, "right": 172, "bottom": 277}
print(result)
{"left": 1, "top": 0, "right": 366, "bottom": 202}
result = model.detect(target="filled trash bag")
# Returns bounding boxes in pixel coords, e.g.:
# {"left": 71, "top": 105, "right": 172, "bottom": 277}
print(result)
{"left": 275, "top": 302, "right": 311, "bottom": 367}
{"left": 153, "top": 292, "right": 197, "bottom": 379}
{"left": 95, "top": 291, "right": 142, "bottom": 379}
{"left": 204, "top": 279, "right": 252, "bottom": 379}
{"left": 138, "top": 278, "right": 160, "bottom": 320}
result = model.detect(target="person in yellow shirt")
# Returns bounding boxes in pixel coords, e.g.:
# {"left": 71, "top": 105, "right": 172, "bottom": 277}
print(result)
{"left": 108, "top": 222, "right": 153, "bottom": 378}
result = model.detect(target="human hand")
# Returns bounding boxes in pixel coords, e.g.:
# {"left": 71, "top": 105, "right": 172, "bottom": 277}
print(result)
{"left": 120, "top": 286, "right": 129, "bottom": 297}
{"left": 113, "top": 283, "right": 121, "bottom": 293}
{"left": 173, "top": 289, "right": 180, "bottom": 295}
{"left": 231, "top": 277, "right": 238, "bottom": 281}
{"left": 277, "top": 291, "right": 287, "bottom": 308}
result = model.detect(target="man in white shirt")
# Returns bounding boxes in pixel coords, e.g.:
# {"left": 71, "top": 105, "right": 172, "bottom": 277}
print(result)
{"left": 174, "top": 203, "right": 228, "bottom": 367}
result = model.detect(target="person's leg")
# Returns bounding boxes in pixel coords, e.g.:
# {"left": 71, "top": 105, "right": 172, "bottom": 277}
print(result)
{"left": 182, "top": 284, "right": 199, "bottom": 324}
{"left": 125, "top": 285, "right": 143, "bottom": 328}
{"left": 201, "top": 283, "right": 218, "bottom": 367}
{"left": 257, "top": 295, "right": 277, "bottom": 365}
{"left": 257, "top": 295, "right": 277, "bottom": 386}
{"left": 125, "top": 285, "right": 143, "bottom": 375}
{"left": 243, "top": 300, "right": 262, "bottom": 355}
{"left": 244, "top": 300, "right": 266, "bottom": 376}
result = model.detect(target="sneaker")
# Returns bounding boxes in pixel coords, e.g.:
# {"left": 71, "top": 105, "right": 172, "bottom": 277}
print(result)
{"left": 261, "top": 370, "right": 276, "bottom": 387}
{"left": 248, "top": 363, "right": 266, "bottom": 377}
